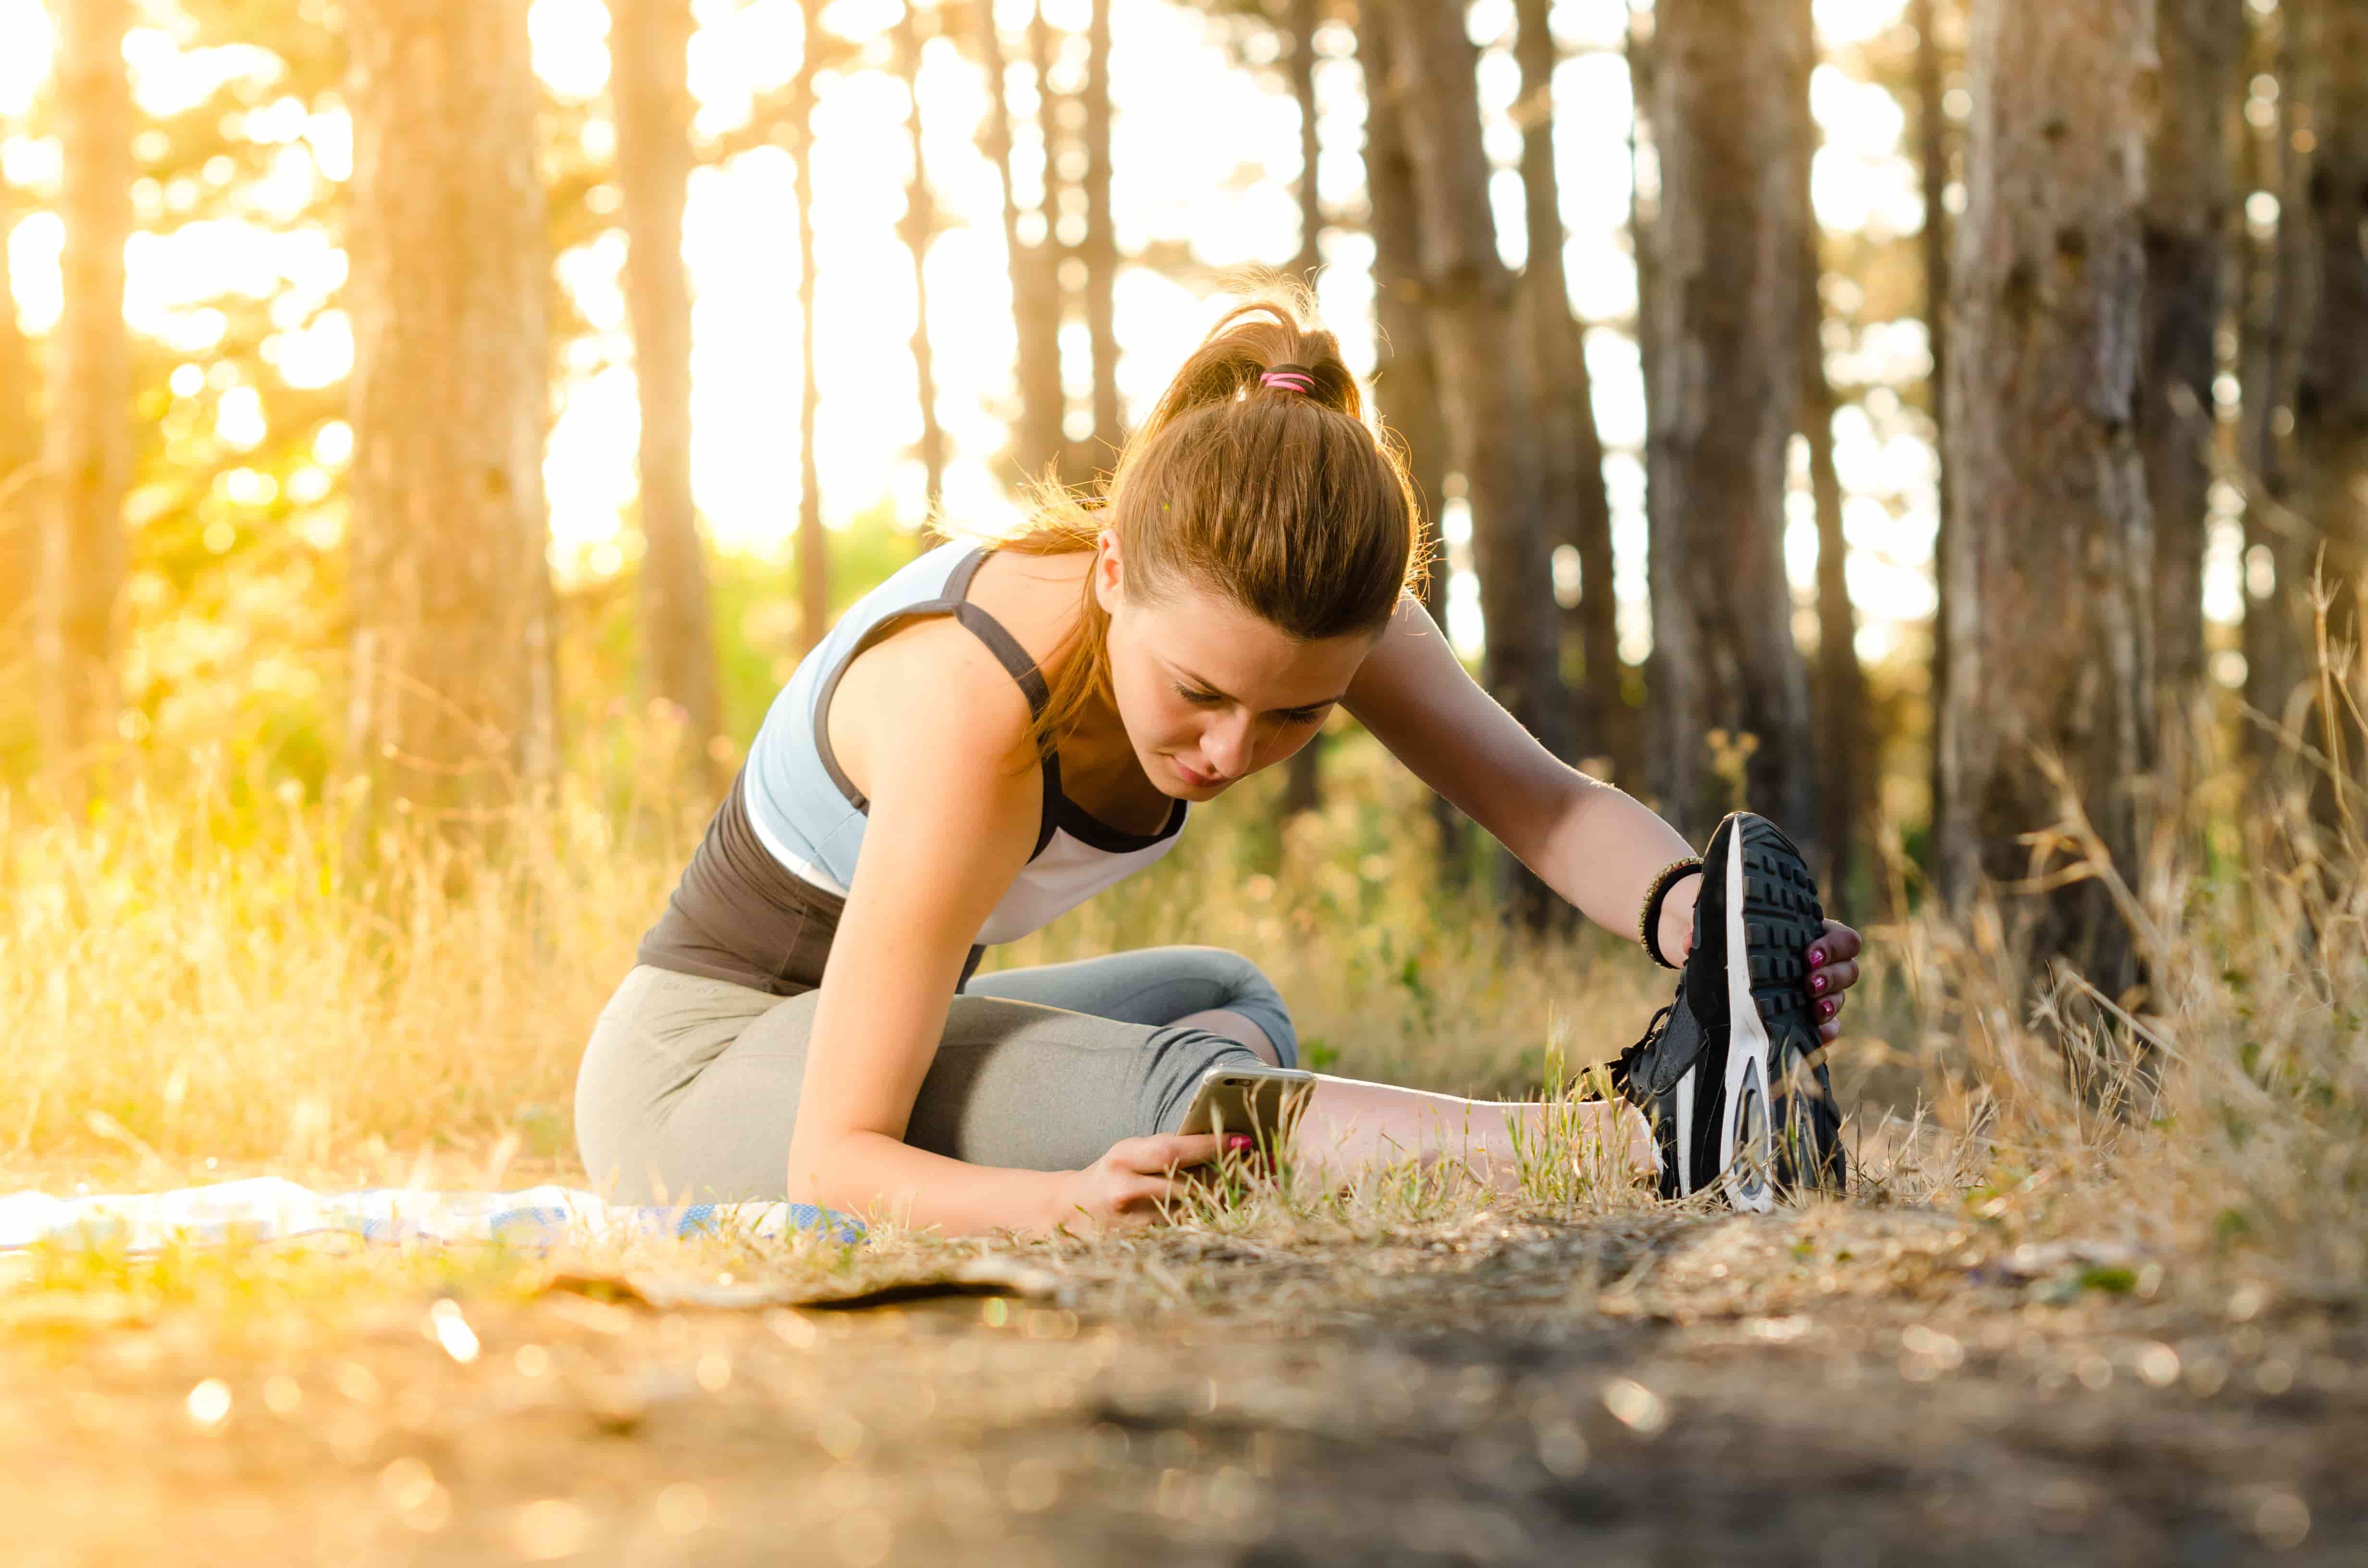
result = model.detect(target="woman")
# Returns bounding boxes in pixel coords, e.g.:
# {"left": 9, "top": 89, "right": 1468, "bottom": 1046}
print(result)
{"left": 575, "top": 300, "right": 1864, "bottom": 1231}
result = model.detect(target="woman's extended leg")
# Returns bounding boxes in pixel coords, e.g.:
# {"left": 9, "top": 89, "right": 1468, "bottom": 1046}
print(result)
{"left": 969, "top": 946, "right": 1649, "bottom": 1193}
{"left": 1289, "top": 1078, "right": 1651, "bottom": 1195}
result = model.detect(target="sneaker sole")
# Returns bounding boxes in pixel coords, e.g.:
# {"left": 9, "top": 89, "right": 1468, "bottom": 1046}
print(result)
{"left": 1716, "top": 816, "right": 1830, "bottom": 1210}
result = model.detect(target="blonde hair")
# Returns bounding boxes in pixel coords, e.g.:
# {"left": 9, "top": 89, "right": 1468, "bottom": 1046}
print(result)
{"left": 966, "top": 294, "right": 1429, "bottom": 751}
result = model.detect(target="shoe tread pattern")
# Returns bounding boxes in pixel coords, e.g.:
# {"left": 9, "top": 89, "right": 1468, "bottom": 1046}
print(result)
{"left": 1736, "top": 819, "right": 1847, "bottom": 1195}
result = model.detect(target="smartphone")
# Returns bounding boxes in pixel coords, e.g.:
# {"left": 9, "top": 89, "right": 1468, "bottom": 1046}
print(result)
{"left": 1177, "top": 1063, "right": 1316, "bottom": 1145}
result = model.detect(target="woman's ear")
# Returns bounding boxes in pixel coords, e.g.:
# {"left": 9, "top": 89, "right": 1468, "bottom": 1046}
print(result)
{"left": 1092, "top": 528, "right": 1124, "bottom": 614}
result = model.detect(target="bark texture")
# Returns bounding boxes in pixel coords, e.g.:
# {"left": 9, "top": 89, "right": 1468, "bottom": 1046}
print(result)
{"left": 1283, "top": 0, "right": 1326, "bottom": 817}
{"left": 1516, "top": 0, "right": 1629, "bottom": 785}
{"left": 345, "top": 0, "right": 556, "bottom": 812}
{"left": 1361, "top": 13, "right": 1466, "bottom": 878}
{"left": 1371, "top": 0, "right": 1572, "bottom": 775}
{"left": 1913, "top": 0, "right": 1954, "bottom": 836}
{"left": 614, "top": 0, "right": 724, "bottom": 772}
{"left": 1797, "top": 0, "right": 1865, "bottom": 897}
{"left": 1643, "top": 0, "right": 1817, "bottom": 847}
{"left": 794, "top": 0, "right": 828, "bottom": 650}
{"left": 37, "top": 0, "right": 133, "bottom": 778}
{"left": 2295, "top": 0, "right": 2368, "bottom": 704}
{"left": 2239, "top": 0, "right": 2314, "bottom": 739}
{"left": 2141, "top": 0, "right": 2243, "bottom": 698}
{"left": 1374, "top": 0, "right": 1573, "bottom": 921}
{"left": 1939, "top": 0, "right": 2157, "bottom": 996}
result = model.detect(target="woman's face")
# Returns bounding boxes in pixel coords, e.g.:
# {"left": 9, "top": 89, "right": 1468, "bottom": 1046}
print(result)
{"left": 1093, "top": 532, "right": 1378, "bottom": 801}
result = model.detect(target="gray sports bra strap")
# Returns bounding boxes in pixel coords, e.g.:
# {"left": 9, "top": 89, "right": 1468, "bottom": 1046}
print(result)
{"left": 950, "top": 603, "right": 1051, "bottom": 715}
{"left": 809, "top": 550, "right": 1059, "bottom": 857}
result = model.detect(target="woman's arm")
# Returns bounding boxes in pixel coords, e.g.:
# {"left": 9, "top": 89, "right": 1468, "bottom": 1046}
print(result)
{"left": 1344, "top": 598, "right": 1864, "bottom": 1036}
{"left": 1344, "top": 596, "right": 1701, "bottom": 950}
{"left": 787, "top": 622, "right": 1219, "bottom": 1233}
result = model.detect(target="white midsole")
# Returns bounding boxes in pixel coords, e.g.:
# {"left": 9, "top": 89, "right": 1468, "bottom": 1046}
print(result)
{"left": 1721, "top": 824, "right": 1776, "bottom": 1213}
{"left": 1675, "top": 1065, "right": 1695, "bottom": 1194}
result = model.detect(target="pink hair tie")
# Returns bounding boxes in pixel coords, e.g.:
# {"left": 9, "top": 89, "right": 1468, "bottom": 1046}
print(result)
{"left": 1259, "top": 365, "right": 1318, "bottom": 395}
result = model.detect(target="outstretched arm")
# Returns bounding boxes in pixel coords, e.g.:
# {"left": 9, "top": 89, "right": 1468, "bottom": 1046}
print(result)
{"left": 1343, "top": 596, "right": 1861, "bottom": 1035}
{"left": 1344, "top": 596, "right": 1696, "bottom": 938}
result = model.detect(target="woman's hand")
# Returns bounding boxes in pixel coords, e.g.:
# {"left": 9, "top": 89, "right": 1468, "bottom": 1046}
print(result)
{"left": 1052, "top": 1133, "right": 1226, "bottom": 1230}
{"left": 1806, "top": 919, "right": 1862, "bottom": 1044}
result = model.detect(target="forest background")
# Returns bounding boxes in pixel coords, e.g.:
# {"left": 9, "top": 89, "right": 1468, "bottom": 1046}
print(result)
{"left": 0, "top": 0, "right": 2363, "bottom": 1292}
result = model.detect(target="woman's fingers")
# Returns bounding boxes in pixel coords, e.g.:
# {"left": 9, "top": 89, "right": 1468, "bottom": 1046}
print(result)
{"left": 1807, "top": 957, "right": 1860, "bottom": 998}
{"left": 1806, "top": 919, "right": 1862, "bottom": 968}
{"left": 1122, "top": 1133, "right": 1224, "bottom": 1174}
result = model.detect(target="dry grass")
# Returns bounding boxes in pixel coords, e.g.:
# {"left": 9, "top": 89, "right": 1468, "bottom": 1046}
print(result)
{"left": 1, "top": 636, "right": 2362, "bottom": 1310}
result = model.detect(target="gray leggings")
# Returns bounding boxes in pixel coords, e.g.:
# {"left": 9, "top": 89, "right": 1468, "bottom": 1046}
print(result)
{"left": 573, "top": 946, "right": 1297, "bottom": 1204}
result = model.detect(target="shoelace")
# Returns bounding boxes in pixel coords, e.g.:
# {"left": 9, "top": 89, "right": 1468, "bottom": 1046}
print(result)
{"left": 1616, "top": 1000, "right": 1677, "bottom": 1085}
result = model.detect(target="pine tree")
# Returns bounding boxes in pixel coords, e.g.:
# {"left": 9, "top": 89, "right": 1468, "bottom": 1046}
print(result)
{"left": 897, "top": 0, "right": 948, "bottom": 539}
{"left": 614, "top": 0, "right": 725, "bottom": 779}
{"left": 1515, "top": 0, "right": 1629, "bottom": 786}
{"left": 1361, "top": 10, "right": 1466, "bottom": 879}
{"left": 1282, "top": 0, "right": 1327, "bottom": 817}
{"left": 1938, "top": 0, "right": 2156, "bottom": 995}
{"left": 344, "top": 0, "right": 557, "bottom": 810}
{"left": 37, "top": 0, "right": 134, "bottom": 781}
{"left": 2142, "top": 0, "right": 2244, "bottom": 699}
{"left": 0, "top": 182, "right": 37, "bottom": 698}
{"left": 1642, "top": 0, "right": 1818, "bottom": 848}
{"left": 793, "top": 0, "right": 829, "bottom": 650}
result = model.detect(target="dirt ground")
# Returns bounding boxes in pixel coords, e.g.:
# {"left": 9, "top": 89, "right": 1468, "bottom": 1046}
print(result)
{"left": 3, "top": 1198, "right": 2362, "bottom": 1567}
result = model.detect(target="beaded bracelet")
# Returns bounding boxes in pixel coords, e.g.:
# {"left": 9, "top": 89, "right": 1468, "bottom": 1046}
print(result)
{"left": 1638, "top": 857, "right": 1704, "bottom": 969}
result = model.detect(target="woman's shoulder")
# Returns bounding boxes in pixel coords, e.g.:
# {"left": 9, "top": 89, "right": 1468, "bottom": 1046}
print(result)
{"left": 826, "top": 610, "right": 1042, "bottom": 793}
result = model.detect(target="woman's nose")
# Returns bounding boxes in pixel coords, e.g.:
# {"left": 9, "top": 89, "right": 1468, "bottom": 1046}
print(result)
{"left": 1204, "top": 715, "right": 1252, "bottom": 776}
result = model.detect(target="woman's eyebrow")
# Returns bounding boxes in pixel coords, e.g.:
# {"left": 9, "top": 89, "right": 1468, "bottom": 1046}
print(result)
{"left": 1172, "top": 663, "right": 1346, "bottom": 712}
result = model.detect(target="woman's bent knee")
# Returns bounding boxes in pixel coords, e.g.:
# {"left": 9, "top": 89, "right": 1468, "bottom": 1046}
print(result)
{"left": 1188, "top": 947, "right": 1297, "bottom": 1069}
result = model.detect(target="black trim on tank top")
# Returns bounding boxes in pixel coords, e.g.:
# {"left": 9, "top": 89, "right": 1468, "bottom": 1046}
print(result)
{"left": 1042, "top": 750, "right": 1186, "bottom": 852}
{"left": 807, "top": 545, "right": 1183, "bottom": 861}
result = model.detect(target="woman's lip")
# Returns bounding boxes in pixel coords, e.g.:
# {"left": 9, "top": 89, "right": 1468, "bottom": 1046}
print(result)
{"left": 1174, "top": 760, "right": 1223, "bottom": 787}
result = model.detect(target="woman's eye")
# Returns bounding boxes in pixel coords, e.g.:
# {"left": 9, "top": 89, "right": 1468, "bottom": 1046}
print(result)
{"left": 1175, "top": 686, "right": 1224, "bottom": 706}
{"left": 1283, "top": 708, "right": 1329, "bottom": 726}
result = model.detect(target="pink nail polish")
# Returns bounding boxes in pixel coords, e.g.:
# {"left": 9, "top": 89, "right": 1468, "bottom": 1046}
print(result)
{"left": 1810, "top": 974, "right": 1827, "bottom": 994}
{"left": 1808, "top": 948, "right": 1826, "bottom": 969}
{"left": 1820, "top": 999, "right": 1837, "bottom": 1018}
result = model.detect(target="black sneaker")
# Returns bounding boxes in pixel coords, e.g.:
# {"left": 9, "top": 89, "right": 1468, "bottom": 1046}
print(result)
{"left": 1611, "top": 812, "right": 1846, "bottom": 1209}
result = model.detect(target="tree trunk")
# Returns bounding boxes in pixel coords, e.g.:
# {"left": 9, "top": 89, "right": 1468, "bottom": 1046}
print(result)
{"left": 897, "top": 0, "right": 947, "bottom": 543}
{"left": 1374, "top": 0, "right": 1574, "bottom": 923}
{"left": 2240, "top": 0, "right": 2314, "bottom": 743}
{"left": 1017, "top": 3, "right": 1068, "bottom": 484}
{"left": 794, "top": 0, "right": 828, "bottom": 650}
{"left": 2295, "top": 0, "right": 2368, "bottom": 734}
{"left": 614, "top": 0, "right": 724, "bottom": 780}
{"left": 1073, "top": 0, "right": 1121, "bottom": 482}
{"left": 1283, "top": 0, "right": 1326, "bottom": 817}
{"left": 1797, "top": 0, "right": 1866, "bottom": 901}
{"left": 1938, "top": 0, "right": 2156, "bottom": 997}
{"left": 346, "top": 0, "right": 557, "bottom": 814}
{"left": 978, "top": 0, "right": 1064, "bottom": 488}
{"left": 2142, "top": 0, "right": 2243, "bottom": 701}
{"left": 1628, "top": 20, "right": 1663, "bottom": 748}
{"left": 0, "top": 189, "right": 38, "bottom": 695}
{"left": 1643, "top": 0, "right": 1818, "bottom": 850}
{"left": 1912, "top": 0, "right": 1954, "bottom": 844}
{"left": 1361, "top": 12, "right": 1466, "bottom": 880}
{"left": 1516, "top": 0, "right": 1629, "bottom": 786}
{"left": 37, "top": 0, "right": 133, "bottom": 783}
